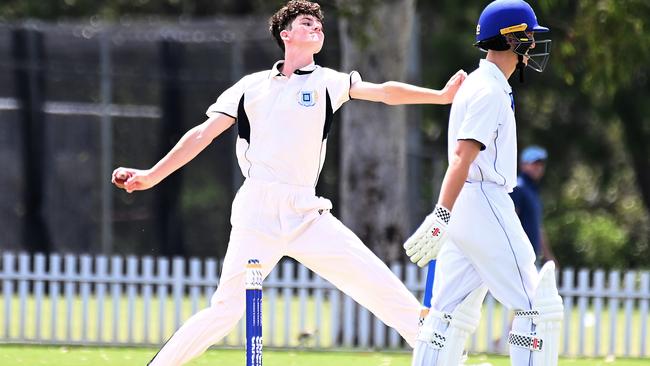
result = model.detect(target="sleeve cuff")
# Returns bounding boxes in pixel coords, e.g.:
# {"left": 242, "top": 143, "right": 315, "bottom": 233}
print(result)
{"left": 457, "top": 138, "right": 487, "bottom": 151}
{"left": 348, "top": 70, "right": 362, "bottom": 100}
{"left": 207, "top": 110, "right": 236, "bottom": 119}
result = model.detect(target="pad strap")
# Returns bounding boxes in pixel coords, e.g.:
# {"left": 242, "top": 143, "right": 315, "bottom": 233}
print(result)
{"left": 416, "top": 329, "right": 446, "bottom": 349}
{"left": 432, "top": 310, "right": 453, "bottom": 322}
{"left": 508, "top": 331, "right": 544, "bottom": 351}
{"left": 418, "top": 309, "right": 452, "bottom": 326}
{"left": 513, "top": 309, "right": 540, "bottom": 318}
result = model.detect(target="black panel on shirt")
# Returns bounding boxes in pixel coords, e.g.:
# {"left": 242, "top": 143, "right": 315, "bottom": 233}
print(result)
{"left": 323, "top": 89, "right": 334, "bottom": 141}
{"left": 237, "top": 94, "right": 250, "bottom": 143}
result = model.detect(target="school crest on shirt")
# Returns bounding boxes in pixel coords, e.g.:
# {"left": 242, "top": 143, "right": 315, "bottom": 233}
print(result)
{"left": 297, "top": 90, "right": 318, "bottom": 107}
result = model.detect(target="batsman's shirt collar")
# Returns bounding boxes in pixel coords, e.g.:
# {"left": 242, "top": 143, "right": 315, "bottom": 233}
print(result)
{"left": 270, "top": 60, "right": 318, "bottom": 78}
{"left": 479, "top": 59, "right": 511, "bottom": 94}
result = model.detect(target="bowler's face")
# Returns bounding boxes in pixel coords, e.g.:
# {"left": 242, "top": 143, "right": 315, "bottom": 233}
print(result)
{"left": 286, "top": 15, "right": 324, "bottom": 53}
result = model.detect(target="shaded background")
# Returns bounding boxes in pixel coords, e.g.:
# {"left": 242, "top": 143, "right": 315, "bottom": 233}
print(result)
{"left": 0, "top": 0, "right": 648, "bottom": 270}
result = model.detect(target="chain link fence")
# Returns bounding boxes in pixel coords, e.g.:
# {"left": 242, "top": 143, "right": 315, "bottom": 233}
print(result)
{"left": 0, "top": 17, "right": 343, "bottom": 258}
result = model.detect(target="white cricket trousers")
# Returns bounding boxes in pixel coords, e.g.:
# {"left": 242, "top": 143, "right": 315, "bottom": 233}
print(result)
{"left": 429, "top": 181, "right": 539, "bottom": 366}
{"left": 148, "top": 179, "right": 421, "bottom": 366}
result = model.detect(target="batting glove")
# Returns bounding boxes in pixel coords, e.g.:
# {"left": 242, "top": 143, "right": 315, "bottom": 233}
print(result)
{"left": 403, "top": 204, "right": 451, "bottom": 267}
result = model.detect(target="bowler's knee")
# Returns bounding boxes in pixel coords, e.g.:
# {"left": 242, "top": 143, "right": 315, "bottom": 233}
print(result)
{"left": 209, "top": 286, "right": 246, "bottom": 317}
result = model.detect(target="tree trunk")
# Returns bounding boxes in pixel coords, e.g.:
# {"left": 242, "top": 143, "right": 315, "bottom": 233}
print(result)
{"left": 339, "top": 0, "right": 415, "bottom": 261}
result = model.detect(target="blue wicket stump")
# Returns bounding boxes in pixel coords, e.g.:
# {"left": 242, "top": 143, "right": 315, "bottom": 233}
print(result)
{"left": 419, "top": 260, "right": 436, "bottom": 325}
{"left": 245, "top": 259, "right": 263, "bottom": 366}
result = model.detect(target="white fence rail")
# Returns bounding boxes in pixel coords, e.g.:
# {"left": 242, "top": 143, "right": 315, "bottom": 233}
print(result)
{"left": 0, "top": 252, "right": 648, "bottom": 357}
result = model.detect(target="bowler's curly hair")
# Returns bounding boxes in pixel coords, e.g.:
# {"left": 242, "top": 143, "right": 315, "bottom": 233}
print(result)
{"left": 269, "top": 1, "right": 324, "bottom": 51}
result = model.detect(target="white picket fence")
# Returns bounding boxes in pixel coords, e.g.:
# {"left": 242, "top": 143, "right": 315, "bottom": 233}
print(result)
{"left": 0, "top": 252, "right": 648, "bottom": 358}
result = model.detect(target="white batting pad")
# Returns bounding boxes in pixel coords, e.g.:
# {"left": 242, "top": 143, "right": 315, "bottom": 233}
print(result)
{"left": 412, "top": 309, "right": 450, "bottom": 366}
{"left": 437, "top": 285, "right": 488, "bottom": 366}
{"left": 509, "top": 261, "right": 563, "bottom": 366}
{"left": 411, "top": 285, "right": 487, "bottom": 366}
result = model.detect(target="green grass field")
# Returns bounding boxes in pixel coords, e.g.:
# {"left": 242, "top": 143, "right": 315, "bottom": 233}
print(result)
{"left": 0, "top": 346, "right": 648, "bottom": 366}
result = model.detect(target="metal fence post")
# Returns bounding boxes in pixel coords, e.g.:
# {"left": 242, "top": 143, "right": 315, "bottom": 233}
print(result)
{"left": 100, "top": 28, "right": 114, "bottom": 255}
{"left": 12, "top": 27, "right": 50, "bottom": 253}
{"left": 157, "top": 39, "right": 185, "bottom": 257}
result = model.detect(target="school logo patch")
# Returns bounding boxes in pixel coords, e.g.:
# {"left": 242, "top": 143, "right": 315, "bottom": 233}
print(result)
{"left": 297, "top": 90, "right": 318, "bottom": 107}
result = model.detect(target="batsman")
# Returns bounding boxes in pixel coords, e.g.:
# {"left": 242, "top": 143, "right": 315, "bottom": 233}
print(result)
{"left": 403, "top": 1, "right": 563, "bottom": 365}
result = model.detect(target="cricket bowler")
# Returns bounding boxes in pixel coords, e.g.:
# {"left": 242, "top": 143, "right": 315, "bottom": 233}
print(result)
{"left": 112, "top": 1, "right": 466, "bottom": 364}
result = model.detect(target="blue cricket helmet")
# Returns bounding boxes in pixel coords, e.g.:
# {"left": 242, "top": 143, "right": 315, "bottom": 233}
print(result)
{"left": 474, "top": 0, "right": 551, "bottom": 74}
{"left": 476, "top": 0, "right": 548, "bottom": 43}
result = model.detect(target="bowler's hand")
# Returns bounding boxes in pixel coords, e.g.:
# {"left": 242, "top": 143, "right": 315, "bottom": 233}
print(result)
{"left": 439, "top": 69, "right": 467, "bottom": 104}
{"left": 403, "top": 205, "right": 451, "bottom": 267}
{"left": 112, "top": 167, "right": 157, "bottom": 193}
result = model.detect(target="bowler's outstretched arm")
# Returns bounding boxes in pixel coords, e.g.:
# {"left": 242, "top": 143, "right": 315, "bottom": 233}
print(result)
{"left": 349, "top": 70, "right": 466, "bottom": 105}
{"left": 112, "top": 113, "right": 235, "bottom": 193}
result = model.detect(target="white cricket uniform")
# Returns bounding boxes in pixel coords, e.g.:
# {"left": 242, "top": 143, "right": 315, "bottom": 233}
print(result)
{"left": 148, "top": 61, "right": 421, "bottom": 366}
{"left": 429, "top": 59, "right": 539, "bottom": 365}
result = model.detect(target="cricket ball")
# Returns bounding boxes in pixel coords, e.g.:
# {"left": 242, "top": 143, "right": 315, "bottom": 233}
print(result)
{"left": 114, "top": 172, "right": 128, "bottom": 188}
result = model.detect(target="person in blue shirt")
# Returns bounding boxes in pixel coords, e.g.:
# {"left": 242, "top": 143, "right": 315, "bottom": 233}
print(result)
{"left": 510, "top": 145, "right": 557, "bottom": 267}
